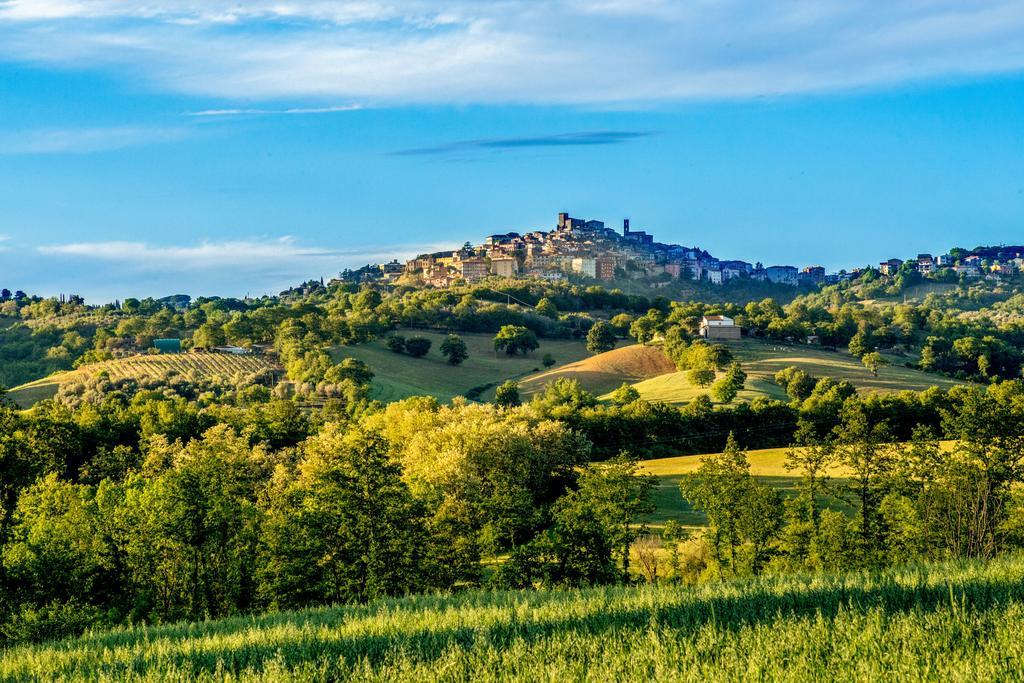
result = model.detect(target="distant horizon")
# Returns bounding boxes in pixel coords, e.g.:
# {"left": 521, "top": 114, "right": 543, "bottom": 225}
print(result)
{"left": 12, "top": 216, "right": 1023, "bottom": 306}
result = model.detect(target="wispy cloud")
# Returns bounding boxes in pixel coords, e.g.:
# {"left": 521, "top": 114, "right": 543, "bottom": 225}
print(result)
{"left": 0, "top": 126, "right": 188, "bottom": 154}
{"left": 186, "top": 104, "right": 363, "bottom": 117}
{"left": 0, "top": 234, "right": 10, "bottom": 253}
{"left": 1, "top": 2, "right": 1023, "bottom": 104}
{"left": 22, "top": 236, "right": 451, "bottom": 301}
{"left": 37, "top": 237, "right": 446, "bottom": 272}
{"left": 394, "top": 131, "right": 653, "bottom": 156}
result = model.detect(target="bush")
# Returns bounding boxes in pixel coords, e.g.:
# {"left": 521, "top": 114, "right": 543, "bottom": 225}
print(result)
{"left": 386, "top": 335, "right": 406, "bottom": 354}
{"left": 404, "top": 337, "right": 432, "bottom": 358}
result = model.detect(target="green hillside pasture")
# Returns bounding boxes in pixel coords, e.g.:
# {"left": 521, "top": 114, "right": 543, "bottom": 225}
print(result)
{"left": 330, "top": 331, "right": 589, "bottom": 403}
{"left": 639, "top": 442, "right": 958, "bottom": 529}
{"left": 518, "top": 343, "right": 677, "bottom": 399}
{"left": 638, "top": 447, "right": 850, "bottom": 529}
{"left": 628, "top": 338, "right": 964, "bottom": 406}
{"left": 8, "top": 353, "right": 278, "bottom": 408}
{"left": 4, "top": 556, "right": 1024, "bottom": 681}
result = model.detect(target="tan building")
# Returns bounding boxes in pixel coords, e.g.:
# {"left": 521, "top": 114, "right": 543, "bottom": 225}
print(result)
{"left": 490, "top": 257, "right": 519, "bottom": 278}
{"left": 571, "top": 257, "right": 596, "bottom": 278}
{"left": 595, "top": 256, "right": 616, "bottom": 281}
{"left": 458, "top": 257, "right": 489, "bottom": 282}
{"left": 699, "top": 315, "right": 741, "bottom": 340}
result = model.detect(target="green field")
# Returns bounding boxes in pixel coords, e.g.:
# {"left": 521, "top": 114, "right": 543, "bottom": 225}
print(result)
{"left": 638, "top": 447, "right": 851, "bottom": 529}
{"left": 518, "top": 343, "right": 677, "bottom": 398}
{"left": 330, "top": 331, "right": 590, "bottom": 403}
{"left": 627, "top": 338, "right": 965, "bottom": 406}
{"left": 7, "top": 353, "right": 279, "bottom": 408}
{"left": 4, "top": 555, "right": 1024, "bottom": 681}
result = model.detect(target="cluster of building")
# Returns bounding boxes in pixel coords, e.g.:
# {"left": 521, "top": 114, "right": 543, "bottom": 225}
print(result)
{"left": 394, "top": 212, "right": 824, "bottom": 289}
{"left": 338, "top": 212, "right": 1024, "bottom": 291}
{"left": 879, "top": 249, "right": 1024, "bottom": 279}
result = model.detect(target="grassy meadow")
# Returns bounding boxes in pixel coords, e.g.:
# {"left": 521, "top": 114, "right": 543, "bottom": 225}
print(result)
{"left": 7, "top": 353, "right": 279, "bottom": 408}
{"left": 3, "top": 555, "right": 1024, "bottom": 681}
{"left": 329, "top": 331, "right": 591, "bottom": 403}
{"left": 626, "top": 338, "right": 964, "bottom": 406}
{"left": 517, "top": 343, "right": 677, "bottom": 398}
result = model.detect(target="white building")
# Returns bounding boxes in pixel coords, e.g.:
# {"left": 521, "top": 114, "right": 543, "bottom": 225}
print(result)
{"left": 699, "top": 315, "right": 741, "bottom": 340}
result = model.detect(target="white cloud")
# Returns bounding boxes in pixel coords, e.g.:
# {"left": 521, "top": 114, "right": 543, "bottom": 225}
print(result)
{"left": 37, "top": 237, "right": 447, "bottom": 272}
{"left": 0, "top": 234, "right": 10, "bottom": 253}
{"left": 0, "top": 1, "right": 1023, "bottom": 104}
{"left": 0, "top": 126, "right": 188, "bottom": 154}
{"left": 186, "top": 104, "right": 363, "bottom": 117}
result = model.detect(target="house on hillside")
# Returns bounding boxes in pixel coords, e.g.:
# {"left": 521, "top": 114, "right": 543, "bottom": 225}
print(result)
{"left": 699, "top": 315, "right": 741, "bottom": 340}
{"left": 879, "top": 258, "right": 903, "bottom": 275}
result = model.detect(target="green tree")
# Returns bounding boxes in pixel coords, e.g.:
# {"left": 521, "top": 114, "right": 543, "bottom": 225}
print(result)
{"left": 629, "top": 310, "right": 664, "bottom": 345}
{"left": 493, "top": 325, "right": 539, "bottom": 356}
{"left": 861, "top": 351, "right": 887, "bottom": 376}
{"left": 541, "top": 353, "right": 556, "bottom": 368}
{"left": 711, "top": 362, "right": 746, "bottom": 403}
{"left": 687, "top": 367, "right": 716, "bottom": 388}
{"left": 192, "top": 323, "right": 225, "bottom": 350}
{"left": 848, "top": 329, "right": 876, "bottom": 358}
{"left": 834, "top": 401, "right": 897, "bottom": 567}
{"left": 680, "top": 433, "right": 781, "bottom": 576}
{"left": 259, "top": 427, "right": 429, "bottom": 608}
{"left": 535, "top": 297, "right": 558, "bottom": 319}
{"left": 404, "top": 336, "right": 432, "bottom": 358}
{"left": 544, "top": 455, "right": 654, "bottom": 585}
{"left": 493, "top": 380, "right": 521, "bottom": 408}
{"left": 386, "top": 335, "right": 406, "bottom": 354}
{"left": 610, "top": 383, "right": 640, "bottom": 405}
{"left": 439, "top": 334, "right": 469, "bottom": 366}
{"left": 586, "top": 320, "right": 617, "bottom": 355}
{"left": 325, "top": 358, "right": 374, "bottom": 385}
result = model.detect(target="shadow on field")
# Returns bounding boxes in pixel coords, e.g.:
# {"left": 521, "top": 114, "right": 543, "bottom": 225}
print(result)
{"left": 63, "top": 567, "right": 1024, "bottom": 677}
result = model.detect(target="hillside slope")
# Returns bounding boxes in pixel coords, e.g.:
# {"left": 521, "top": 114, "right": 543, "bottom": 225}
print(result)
{"left": 330, "top": 331, "right": 590, "bottom": 403}
{"left": 629, "top": 339, "right": 965, "bottom": 406}
{"left": 8, "top": 353, "right": 278, "bottom": 408}
{"left": 518, "top": 343, "right": 676, "bottom": 398}
{"left": 4, "top": 556, "right": 1023, "bottom": 680}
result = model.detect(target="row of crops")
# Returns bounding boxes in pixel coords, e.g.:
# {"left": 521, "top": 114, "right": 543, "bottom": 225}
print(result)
{"left": 91, "top": 353, "right": 277, "bottom": 381}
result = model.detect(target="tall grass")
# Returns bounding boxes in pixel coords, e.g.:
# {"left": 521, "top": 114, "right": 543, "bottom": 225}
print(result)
{"left": 3, "top": 556, "right": 1024, "bottom": 681}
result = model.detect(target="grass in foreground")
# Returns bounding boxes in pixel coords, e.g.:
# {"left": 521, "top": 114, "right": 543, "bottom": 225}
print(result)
{"left": 3, "top": 555, "right": 1024, "bottom": 681}
{"left": 629, "top": 338, "right": 965, "bottom": 406}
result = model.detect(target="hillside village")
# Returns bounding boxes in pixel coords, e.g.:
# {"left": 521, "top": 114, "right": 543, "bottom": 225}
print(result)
{"left": 338, "top": 212, "right": 1024, "bottom": 290}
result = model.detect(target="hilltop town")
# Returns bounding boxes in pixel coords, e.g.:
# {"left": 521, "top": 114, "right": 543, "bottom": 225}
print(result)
{"left": 339, "top": 211, "right": 1024, "bottom": 290}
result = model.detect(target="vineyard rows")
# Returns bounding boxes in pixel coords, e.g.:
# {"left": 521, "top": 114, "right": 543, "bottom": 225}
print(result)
{"left": 90, "top": 353, "right": 278, "bottom": 381}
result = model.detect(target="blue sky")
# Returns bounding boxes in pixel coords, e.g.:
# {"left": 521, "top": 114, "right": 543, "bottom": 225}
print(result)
{"left": 0, "top": 1, "right": 1022, "bottom": 302}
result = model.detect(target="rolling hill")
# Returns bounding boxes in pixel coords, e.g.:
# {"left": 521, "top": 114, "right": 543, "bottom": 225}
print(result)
{"left": 329, "top": 331, "right": 591, "bottom": 403}
{"left": 7, "top": 353, "right": 279, "bottom": 408}
{"left": 517, "top": 343, "right": 677, "bottom": 398}
{"left": 3, "top": 555, "right": 1022, "bottom": 680}
{"left": 625, "top": 338, "right": 965, "bottom": 406}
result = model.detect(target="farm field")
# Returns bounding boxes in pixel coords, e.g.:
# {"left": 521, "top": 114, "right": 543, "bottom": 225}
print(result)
{"left": 640, "top": 442, "right": 957, "bottom": 529}
{"left": 7, "top": 353, "right": 279, "bottom": 408}
{"left": 329, "top": 331, "right": 590, "bottom": 403}
{"left": 639, "top": 446, "right": 851, "bottom": 528}
{"left": 518, "top": 343, "right": 676, "bottom": 398}
{"left": 627, "top": 338, "right": 965, "bottom": 406}
{"left": 3, "top": 555, "right": 1023, "bottom": 681}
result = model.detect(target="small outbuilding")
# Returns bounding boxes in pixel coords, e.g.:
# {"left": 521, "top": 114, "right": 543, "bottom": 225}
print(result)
{"left": 699, "top": 315, "right": 741, "bottom": 340}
